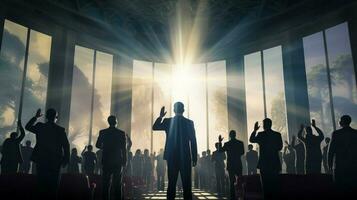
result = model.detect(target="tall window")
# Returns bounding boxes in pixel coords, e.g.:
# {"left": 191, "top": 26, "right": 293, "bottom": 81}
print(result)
{"left": 131, "top": 60, "right": 153, "bottom": 152}
{"left": 131, "top": 60, "right": 228, "bottom": 154}
{"left": 303, "top": 22, "right": 357, "bottom": 136}
{"left": 244, "top": 46, "right": 289, "bottom": 142}
{"left": 0, "top": 20, "right": 51, "bottom": 143}
{"left": 69, "top": 45, "right": 113, "bottom": 150}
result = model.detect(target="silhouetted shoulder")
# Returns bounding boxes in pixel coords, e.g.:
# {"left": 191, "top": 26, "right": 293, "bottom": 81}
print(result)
{"left": 53, "top": 123, "right": 65, "bottom": 132}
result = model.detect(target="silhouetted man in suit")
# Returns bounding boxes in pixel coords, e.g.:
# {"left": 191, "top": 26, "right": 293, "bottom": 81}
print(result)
{"left": 1, "top": 120, "right": 25, "bottom": 174}
{"left": 25, "top": 108, "right": 70, "bottom": 199}
{"left": 152, "top": 102, "right": 197, "bottom": 200}
{"left": 96, "top": 115, "right": 127, "bottom": 200}
{"left": 328, "top": 115, "right": 357, "bottom": 196}
{"left": 291, "top": 135, "right": 305, "bottom": 174}
{"left": 212, "top": 142, "right": 226, "bottom": 194}
{"left": 155, "top": 148, "right": 166, "bottom": 191}
{"left": 246, "top": 144, "right": 258, "bottom": 175}
{"left": 20, "top": 140, "right": 33, "bottom": 173}
{"left": 298, "top": 120, "right": 324, "bottom": 174}
{"left": 218, "top": 130, "right": 245, "bottom": 200}
{"left": 250, "top": 119, "right": 283, "bottom": 200}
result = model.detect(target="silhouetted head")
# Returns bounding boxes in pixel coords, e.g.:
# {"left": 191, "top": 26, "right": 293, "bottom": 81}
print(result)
{"left": 72, "top": 148, "right": 78, "bottom": 155}
{"left": 25, "top": 140, "right": 31, "bottom": 147}
{"left": 207, "top": 149, "right": 211, "bottom": 155}
{"left": 128, "top": 151, "right": 133, "bottom": 157}
{"left": 215, "top": 142, "right": 220, "bottom": 150}
{"left": 339, "top": 115, "right": 351, "bottom": 128}
{"left": 174, "top": 102, "right": 184, "bottom": 115}
{"left": 248, "top": 144, "right": 253, "bottom": 151}
{"left": 305, "top": 126, "right": 313, "bottom": 135}
{"left": 10, "top": 132, "right": 18, "bottom": 139}
{"left": 159, "top": 148, "right": 164, "bottom": 154}
{"left": 229, "top": 130, "right": 236, "bottom": 139}
{"left": 325, "top": 137, "right": 331, "bottom": 144}
{"left": 263, "top": 118, "right": 272, "bottom": 130}
{"left": 202, "top": 151, "right": 206, "bottom": 157}
{"left": 144, "top": 149, "right": 149, "bottom": 156}
{"left": 46, "top": 108, "right": 58, "bottom": 122}
{"left": 87, "top": 145, "right": 93, "bottom": 152}
{"left": 107, "top": 115, "right": 117, "bottom": 127}
{"left": 135, "top": 149, "right": 141, "bottom": 156}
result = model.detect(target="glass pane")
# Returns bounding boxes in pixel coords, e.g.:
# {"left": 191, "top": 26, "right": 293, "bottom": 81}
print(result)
{"left": 263, "top": 46, "right": 289, "bottom": 142}
{"left": 22, "top": 30, "right": 52, "bottom": 144}
{"left": 244, "top": 52, "right": 265, "bottom": 140}
{"left": 131, "top": 60, "right": 153, "bottom": 152}
{"left": 153, "top": 63, "right": 172, "bottom": 154}
{"left": 207, "top": 60, "right": 228, "bottom": 151}
{"left": 69, "top": 46, "right": 94, "bottom": 151}
{"left": 188, "top": 63, "right": 207, "bottom": 153}
{"left": 303, "top": 32, "right": 334, "bottom": 135}
{"left": 0, "top": 20, "right": 27, "bottom": 141}
{"left": 92, "top": 51, "right": 113, "bottom": 146}
{"left": 171, "top": 64, "right": 189, "bottom": 117}
{"left": 325, "top": 22, "right": 357, "bottom": 130}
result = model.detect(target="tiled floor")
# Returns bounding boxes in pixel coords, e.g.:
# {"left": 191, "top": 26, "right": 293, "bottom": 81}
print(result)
{"left": 141, "top": 188, "right": 228, "bottom": 200}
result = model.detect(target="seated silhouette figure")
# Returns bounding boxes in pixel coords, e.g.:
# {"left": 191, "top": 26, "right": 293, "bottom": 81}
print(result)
{"left": 1, "top": 120, "right": 25, "bottom": 174}
{"left": 152, "top": 102, "right": 197, "bottom": 200}
{"left": 250, "top": 118, "right": 283, "bottom": 200}
{"left": 218, "top": 130, "right": 244, "bottom": 200}
{"left": 25, "top": 108, "right": 70, "bottom": 199}
{"left": 328, "top": 115, "right": 357, "bottom": 196}
{"left": 96, "top": 115, "right": 127, "bottom": 200}
{"left": 298, "top": 120, "right": 324, "bottom": 174}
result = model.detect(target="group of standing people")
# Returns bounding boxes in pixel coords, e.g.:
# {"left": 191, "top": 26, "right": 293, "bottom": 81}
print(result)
{"left": 0, "top": 102, "right": 356, "bottom": 200}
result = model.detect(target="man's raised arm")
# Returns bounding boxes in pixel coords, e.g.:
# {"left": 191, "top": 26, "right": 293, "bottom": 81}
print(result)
{"left": 249, "top": 122, "right": 261, "bottom": 143}
{"left": 25, "top": 109, "right": 42, "bottom": 134}
{"left": 153, "top": 106, "right": 167, "bottom": 131}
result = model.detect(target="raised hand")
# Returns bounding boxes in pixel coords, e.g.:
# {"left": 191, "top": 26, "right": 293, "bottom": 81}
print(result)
{"left": 311, "top": 119, "right": 316, "bottom": 127}
{"left": 35, "top": 108, "right": 43, "bottom": 118}
{"left": 254, "top": 122, "right": 260, "bottom": 132}
{"left": 159, "top": 106, "right": 167, "bottom": 118}
{"left": 218, "top": 135, "right": 224, "bottom": 142}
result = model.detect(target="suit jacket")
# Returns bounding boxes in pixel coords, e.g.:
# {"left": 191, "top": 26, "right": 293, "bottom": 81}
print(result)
{"left": 25, "top": 117, "right": 70, "bottom": 169}
{"left": 152, "top": 115, "right": 197, "bottom": 165}
{"left": 0, "top": 127, "right": 25, "bottom": 164}
{"left": 328, "top": 126, "right": 357, "bottom": 173}
{"left": 250, "top": 129, "right": 283, "bottom": 172}
{"left": 95, "top": 127, "right": 127, "bottom": 170}
{"left": 219, "top": 139, "right": 244, "bottom": 172}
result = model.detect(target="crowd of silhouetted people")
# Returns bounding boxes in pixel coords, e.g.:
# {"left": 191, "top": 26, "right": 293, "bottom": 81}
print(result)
{"left": 0, "top": 104, "right": 356, "bottom": 200}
